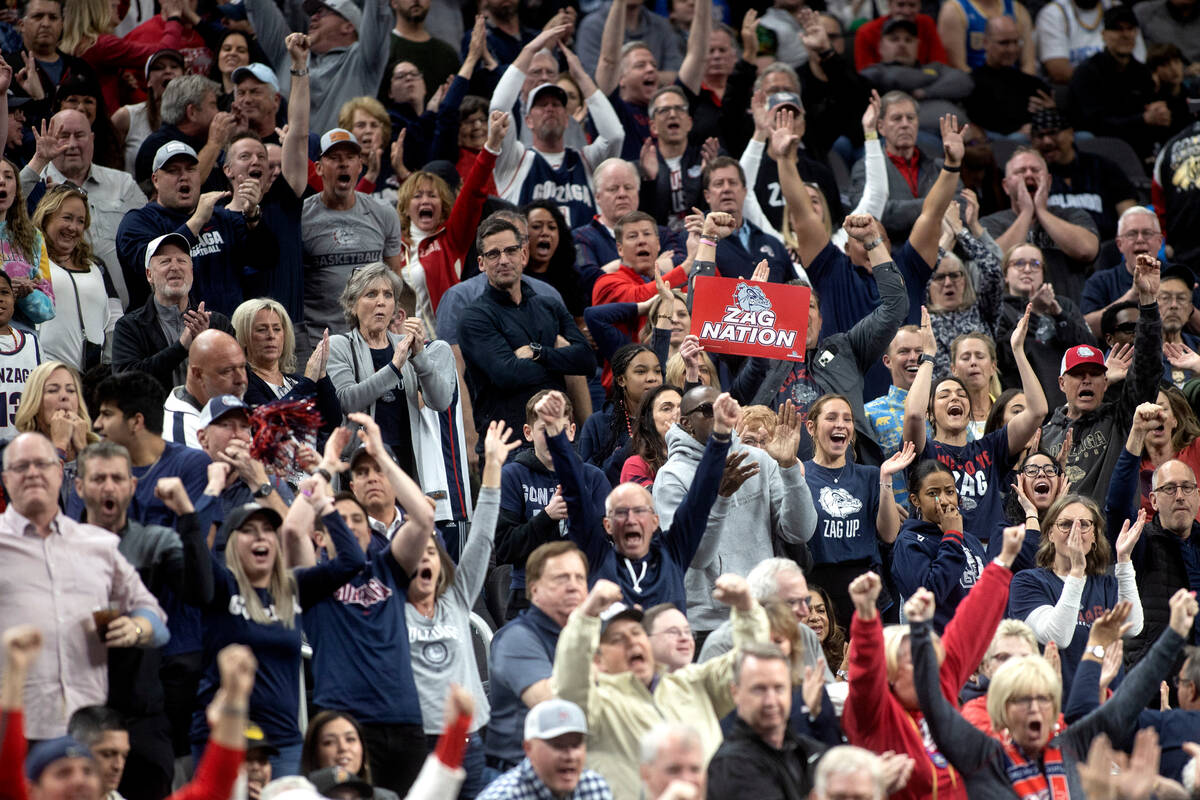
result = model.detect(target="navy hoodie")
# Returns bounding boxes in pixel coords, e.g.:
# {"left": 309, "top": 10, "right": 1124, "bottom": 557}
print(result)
{"left": 547, "top": 428, "right": 728, "bottom": 611}
{"left": 892, "top": 517, "right": 987, "bottom": 633}
{"left": 115, "top": 202, "right": 278, "bottom": 315}
{"left": 497, "top": 447, "right": 611, "bottom": 596}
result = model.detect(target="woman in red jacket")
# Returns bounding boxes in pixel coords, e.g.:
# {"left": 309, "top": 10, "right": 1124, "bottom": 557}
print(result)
{"left": 841, "top": 525, "right": 1023, "bottom": 800}
{"left": 61, "top": 0, "right": 188, "bottom": 114}
{"left": 393, "top": 110, "right": 505, "bottom": 330}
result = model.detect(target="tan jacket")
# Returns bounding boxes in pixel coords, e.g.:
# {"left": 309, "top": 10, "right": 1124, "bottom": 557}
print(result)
{"left": 551, "top": 603, "right": 769, "bottom": 800}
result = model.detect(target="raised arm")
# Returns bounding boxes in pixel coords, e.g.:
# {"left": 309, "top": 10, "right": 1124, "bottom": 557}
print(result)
{"left": 902, "top": 305, "right": 935, "bottom": 454}
{"left": 909, "top": 114, "right": 964, "bottom": 268}
{"left": 562, "top": 43, "right": 624, "bottom": 166}
{"left": 770, "top": 107, "right": 828, "bottom": 268}
{"left": 282, "top": 33, "right": 310, "bottom": 198}
{"left": 907, "top": 590, "right": 1000, "bottom": 773}
{"left": 1032, "top": 171, "right": 1099, "bottom": 262}
{"left": 1005, "top": 303, "right": 1050, "bottom": 454}
{"left": 594, "top": 0, "right": 626, "bottom": 96}
{"left": 677, "top": 0, "right": 713, "bottom": 93}
{"left": 877, "top": 443, "right": 916, "bottom": 544}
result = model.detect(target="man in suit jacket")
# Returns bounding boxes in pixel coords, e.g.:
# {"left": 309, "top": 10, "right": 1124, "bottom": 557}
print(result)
{"left": 112, "top": 233, "right": 233, "bottom": 392}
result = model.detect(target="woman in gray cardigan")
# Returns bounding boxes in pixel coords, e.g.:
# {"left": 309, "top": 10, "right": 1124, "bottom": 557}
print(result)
{"left": 906, "top": 585, "right": 1197, "bottom": 800}
{"left": 327, "top": 262, "right": 455, "bottom": 480}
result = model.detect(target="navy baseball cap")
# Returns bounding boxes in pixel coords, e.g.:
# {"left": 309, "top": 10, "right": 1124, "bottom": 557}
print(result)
{"left": 199, "top": 395, "right": 251, "bottom": 428}
{"left": 26, "top": 737, "right": 92, "bottom": 781}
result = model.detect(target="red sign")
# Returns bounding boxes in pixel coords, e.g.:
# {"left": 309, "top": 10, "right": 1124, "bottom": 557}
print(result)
{"left": 689, "top": 276, "right": 810, "bottom": 362}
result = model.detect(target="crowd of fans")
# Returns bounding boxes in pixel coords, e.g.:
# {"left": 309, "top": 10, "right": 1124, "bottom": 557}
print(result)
{"left": 0, "top": 0, "right": 1199, "bottom": 797}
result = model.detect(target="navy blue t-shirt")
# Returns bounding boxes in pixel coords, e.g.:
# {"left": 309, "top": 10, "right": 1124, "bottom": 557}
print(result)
{"left": 923, "top": 428, "right": 1015, "bottom": 540}
{"left": 804, "top": 460, "right": 883, "bottom": 565}
{"left": 1007, "top": 568, "right": 1119, "bottom": 697}
{"left": 305, "top": 547, "right": 422, "bottom": 725}
{"left": 260, "top": 179, "right": 305, "bottom": 325}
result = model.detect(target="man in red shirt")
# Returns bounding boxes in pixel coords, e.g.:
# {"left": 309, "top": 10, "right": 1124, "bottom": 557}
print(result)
{"left": 125, "top": 0, "right": 214, "bottom": 76}
{"left": 855, "top": 0, "right": 950, "bottom": 70}
{"left": 591, "top": 211, "right": 691, "bottom": 312}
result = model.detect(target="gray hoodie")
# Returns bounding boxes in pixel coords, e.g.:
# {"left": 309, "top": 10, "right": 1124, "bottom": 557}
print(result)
{"left": 653, "top": 425, "right": 816, "bottom": 631}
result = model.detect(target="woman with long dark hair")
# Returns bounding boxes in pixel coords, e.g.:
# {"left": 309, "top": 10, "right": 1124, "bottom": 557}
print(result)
{"left": 892, "top": 459, "right": 988, "bottom": 631}
{"left": 0, "top": 156, "right": 53, "bottom": 327}
{"left": 805, "top": 585, "right": 846, "bottom": 678}
{"left": 904, "top": 305, "right": 1046, "bottom": 538}
{"left": 520, "top": 200, "right": 586, "bottom": 320}
{"left": 300, "top": 711, "right": 399, "bottom": 800}
{"left": 579, "top": 341, "right": 663, "bottom": 486}
{"left": 993, "top": 448, "right": 1068, "bottom": 571}
{"left": 621, "top": 383, "right": 683, "bottom": 488}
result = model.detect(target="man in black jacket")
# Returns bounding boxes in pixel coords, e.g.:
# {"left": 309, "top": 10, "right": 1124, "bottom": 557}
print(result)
{"left": 458, "top": 215, "right": 595, "bottom": 449}
{"left": 111, "top": 233, "right": 233, "bottom": 393}
{"left": 1041, "top": 252, "right": 1163, "bottom": 502}
{"left": 707, "top": 642, "right": 826, "bottom": 798}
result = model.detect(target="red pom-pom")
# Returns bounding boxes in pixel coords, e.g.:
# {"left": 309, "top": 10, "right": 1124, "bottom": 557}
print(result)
{"left": 249, "top": 398, "right": 323, "bottom": 471}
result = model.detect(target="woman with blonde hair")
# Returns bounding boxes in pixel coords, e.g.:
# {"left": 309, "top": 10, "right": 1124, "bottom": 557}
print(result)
{"left": 1008, "top": 493, "right": 1145, "bottom": 697}
{"left": 908, "top": 585, "right": 1197, "bottom": 800}
{"left": 338, "top": 97, "right": 394, "bottom": 197}
{"left": 233, "top": 298, "right": 341, "bottom": 441}
{"left": 13, "top": 360, "right": 98, "bottom": 496}
{"left": 0, "top": 157, "right": 53, "bottom": 327}
{"left": 188, "top": 467, "right": 364, "bottom": 776}
{"left": 392, "top": 110, "right": 504, "bottom": 331}
{"left": 61, "top": 0, "right": 187, "bottom": 114}
{"left": 31, "top": 185, "right": 121, "bottom": 371}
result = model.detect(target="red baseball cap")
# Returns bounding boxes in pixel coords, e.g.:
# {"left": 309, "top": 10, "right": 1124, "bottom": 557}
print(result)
{"left": 1060, "top": 345, "right": 1106, "bottom": 376}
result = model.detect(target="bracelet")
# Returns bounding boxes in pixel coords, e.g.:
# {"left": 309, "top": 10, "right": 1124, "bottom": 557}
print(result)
{"left": 290, "top": 67, "right": 308, "bottom": 76}
{"left": 942, "top": 164, "right": 961, "bottom": 173}
{"left": 863, "top": 235, "right": 883, "bottom": 251}
{"left": 864, "top": 130, "right": 878, "bottom": 141}
{"left": 711, "top": 431, "right": 732, "bottom": 442}
{"left": 699, "top": 237, "right": 717, "bottom": 249}
{"left": 316, "top": 468, "right": 332, "bottom": 483}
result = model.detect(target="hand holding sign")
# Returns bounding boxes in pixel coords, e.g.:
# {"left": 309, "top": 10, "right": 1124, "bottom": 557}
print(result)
{"left": 690, "top": 277, "right": 810, "bottom": 362}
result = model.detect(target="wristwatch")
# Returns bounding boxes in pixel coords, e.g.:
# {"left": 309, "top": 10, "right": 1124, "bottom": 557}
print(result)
{"left": 529, "top": 342, "right": 544, "bottom": 362}
{"left": 863, "top": 235, "right": 884, "bottom": 251}
{"left": 918, "top": 354, "right": 936, "bottom": 367}
{"left": 1088, "top": 644, "right": 1105, "bottom": 659}
{"left": 253, "top": 483, "right": 274, "bottom": 499}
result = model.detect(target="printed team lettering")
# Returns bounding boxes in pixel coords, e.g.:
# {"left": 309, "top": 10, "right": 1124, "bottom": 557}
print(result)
{"left": 529, "top": 181, "right": 593, "bottom": 205}
{"left": 699, "top": 305, "right": 799, "bottom": 348}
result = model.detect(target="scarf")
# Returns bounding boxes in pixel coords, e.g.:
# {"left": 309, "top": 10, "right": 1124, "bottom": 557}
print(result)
{"left": 1002, "top": 740, "right": 1071, "bottom": 800}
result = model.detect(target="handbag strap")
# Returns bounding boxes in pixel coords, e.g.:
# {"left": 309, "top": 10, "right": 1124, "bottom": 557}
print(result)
{"left": 61, "top": 266, "right": 90, "bottom": 341}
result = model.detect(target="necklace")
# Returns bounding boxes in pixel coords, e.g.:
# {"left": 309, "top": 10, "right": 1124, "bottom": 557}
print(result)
{"left": 819, "top": 460, "right": 849, "bottom": 484}
{"left": 1070, "top": 0, "right": 1103, "bottom": 32}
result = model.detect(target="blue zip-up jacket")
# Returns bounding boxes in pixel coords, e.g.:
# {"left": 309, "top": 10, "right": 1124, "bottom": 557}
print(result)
{"left": 892, "top": 517, "right": 987, "bottom": 633}
{"left": 115, "top": 201, "right": 278, "bottom": 315}
{"left": 547, "top": 427, "right": 728, "bottom": 611}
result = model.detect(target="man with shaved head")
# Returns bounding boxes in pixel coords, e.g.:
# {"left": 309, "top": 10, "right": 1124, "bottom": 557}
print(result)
{"left": 539, "top": 388, "right": 733, "bottom": 610}
{"left": 18, "top": 108, "right": 146, "bottom": 308}
{"left": 1110, "top": 413, "right": 1200, "bottom": 663}
{"left": 162, "top": 330, "right": 248, "bottom": 448}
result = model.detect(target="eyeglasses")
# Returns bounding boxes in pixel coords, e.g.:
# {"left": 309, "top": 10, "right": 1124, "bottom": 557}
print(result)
{"left": 651, "top": 626, "right": 692, "bottom": 639}
{"left": 609, "top": 505, "right": 653, "bottom": 520}
{"left": 1158, "top": 292, "right": 1192, "bottom": 306}
{"left": 1118, "top": 228, "right": 1161, "bottom": 242}
{"left": 480, "top": 245, "right": 523, "bottom": 264}
{"left": 4, "top": 458, "right": 59, "bottom": 474}
{"left": 1007, "top": 694, "right": 1054, "bottom": 709}
{"left": 1153, "top": 482, "right": 1199, "bottom": 497}
{"left": 1054, "top": 518, "right": 1094, "bottom": 533}
{"left": 1021, "top": 463, "right": 1060, "bottom": 477}
{"left": 1112, "top": 322, "right": 1137, "bottom": 334}
{"left": 392, "top": 69, "right": 420, "bottom": 81}
{"left": 685, "top": 402, "right": 714, "bottom": 418}
{"left": 1009, "top": 258, "right": 1042, "bottom": 271}
{"left": 784, "top": 596, "right": 812, "bottom": 612}
{"left": 652, "top": 104, "right": 688, "bottom": 117}
{"left": 932, "top": 270, "right": 964, "bottom": 283}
